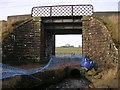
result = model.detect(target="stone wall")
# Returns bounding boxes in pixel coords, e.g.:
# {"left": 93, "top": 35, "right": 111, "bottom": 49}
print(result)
{"left": 40, "top": 21, "right": 55, "bottom": 62}
{"left": 2, "top": 18, "right": 41, "bottom": 65}
{"left": 2, "top": 16, "right": 118, "bottom": 68}
{"left": 82, "top": 17, "right": 118, "bottom": 68}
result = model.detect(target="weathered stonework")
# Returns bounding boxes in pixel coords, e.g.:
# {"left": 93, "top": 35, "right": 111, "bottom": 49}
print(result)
{"left": 83, "top": 17, "right": 118, "bottom": 68}
{"left": 2, "top": 18, "right": 42, "bottom": 64}
{"left": 2, "top": 15, "right": 118, "bottom": 68}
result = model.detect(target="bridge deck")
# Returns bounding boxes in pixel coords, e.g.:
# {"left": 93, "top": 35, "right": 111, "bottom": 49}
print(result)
{"left": 42, "top": 16, "right": 82, "bottom": 34}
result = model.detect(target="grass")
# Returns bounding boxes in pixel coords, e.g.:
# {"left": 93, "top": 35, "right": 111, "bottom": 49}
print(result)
{"left": 55, "top": 47, "right": 82, "bottom": 55}
{"left": 93, "top": 14, "right": 119, "bottom": 49}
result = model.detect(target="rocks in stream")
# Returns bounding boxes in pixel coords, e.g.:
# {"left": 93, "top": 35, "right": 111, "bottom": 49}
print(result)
{"left": 46, "top": 78, "right": 91, "bottom": 88}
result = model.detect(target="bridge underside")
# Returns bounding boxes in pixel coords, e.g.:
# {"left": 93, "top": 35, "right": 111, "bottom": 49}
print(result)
{"left": 42, "top": 16, "right": 82, "bottom": 34}
{"left": 40, "top": 16, "right": 82, "bottom": 61}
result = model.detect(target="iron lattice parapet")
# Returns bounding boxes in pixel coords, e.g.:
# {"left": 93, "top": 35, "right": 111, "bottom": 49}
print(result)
{"left": 31, "top": 5, "right": 94, "bottom": 17}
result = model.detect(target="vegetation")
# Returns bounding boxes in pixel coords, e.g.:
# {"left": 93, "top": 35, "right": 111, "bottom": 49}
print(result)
{"left": 2, "top": 19, "right": 29, "bottom": 41}
{"left": 93, "top": 14, "right": 119, "bottom": 49}
{"left": 12, "top": 20, "right": 26, "bottom": 26}
{"left": 55, "top": 47, "right": 82, "bottom": 55}
{"left": 2, "top": 25, "right": 13, "bottom": 41}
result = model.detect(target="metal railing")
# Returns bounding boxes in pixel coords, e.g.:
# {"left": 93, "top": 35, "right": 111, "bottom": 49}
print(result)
{"left": 31, "top": 4, "right": 93, "bottom": 17}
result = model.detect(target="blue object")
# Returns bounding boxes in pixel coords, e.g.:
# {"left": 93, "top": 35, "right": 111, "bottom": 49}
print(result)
{"left": 80, "top": 56, "right": 95, "bottom": 69}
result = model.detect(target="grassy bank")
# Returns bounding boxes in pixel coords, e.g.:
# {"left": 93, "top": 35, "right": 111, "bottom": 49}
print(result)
{"left": 93, "top": 12, "right": 119, "bottom": 49}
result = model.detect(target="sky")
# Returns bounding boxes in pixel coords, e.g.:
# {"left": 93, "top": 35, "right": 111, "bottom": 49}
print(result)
{"left": 56, "top": 35, "right": 82, "bottom": 47}
{"left": 0, "top": 0, "right": 119, "bottom": 47}
{"left": 0, "top": 0, "right": 119, "bottom": 20}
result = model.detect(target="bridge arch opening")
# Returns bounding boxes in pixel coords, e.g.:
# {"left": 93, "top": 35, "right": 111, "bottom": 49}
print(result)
{"left": 55, "top": 35, "right": 82, "bottom": 56}
{"left": 40, "top": 16, "right": 83, "bottom": 61}
{"left": 31, "top": 5, "right": 94, "bottom": 63}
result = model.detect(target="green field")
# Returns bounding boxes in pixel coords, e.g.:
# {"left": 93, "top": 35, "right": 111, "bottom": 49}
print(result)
{"left": 55, "top": 47, "right": 82, "bottom": 55}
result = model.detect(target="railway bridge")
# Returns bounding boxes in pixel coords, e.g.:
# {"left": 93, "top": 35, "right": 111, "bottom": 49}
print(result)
{"left": 1, "top": 4, "right": 118, "bottom": 88}
{"left": 2, "top": 5, "right": 118, "bottom": 68}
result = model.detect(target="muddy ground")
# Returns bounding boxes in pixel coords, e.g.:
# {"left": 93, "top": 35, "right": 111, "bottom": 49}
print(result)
{"left": 2, "top": 63, "right": 118, "bottom": 89}
{"left": 86, "top": 67, "right": 118, "bottom": 88}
